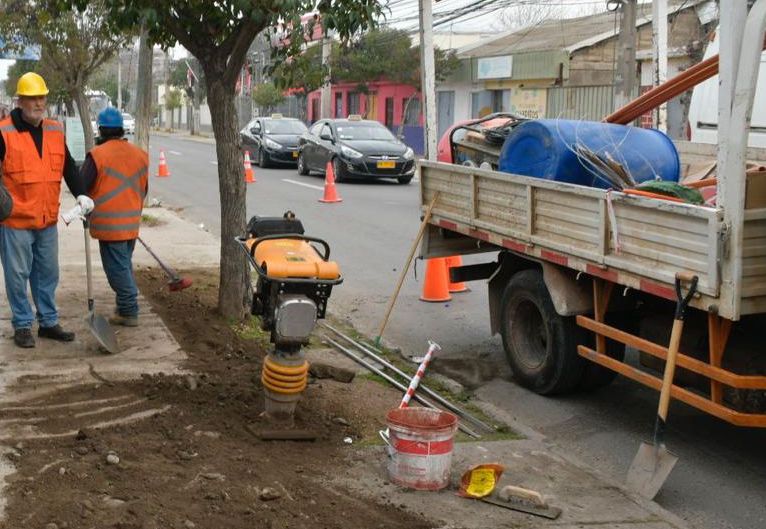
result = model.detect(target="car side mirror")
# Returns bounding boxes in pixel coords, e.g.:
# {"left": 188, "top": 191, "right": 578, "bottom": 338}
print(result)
{"left": 320, "top": 133, "right": 334, "bottom": 142}
{"left": 397, "top": 134, "right": 405, "bottom": 141}
{"left": 250, "top": 127, "right": 258, "bottom": 134}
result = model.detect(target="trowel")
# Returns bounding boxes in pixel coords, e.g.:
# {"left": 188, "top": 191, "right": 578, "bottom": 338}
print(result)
{"left": 481, "top": 485, "right": 561, "bottom": 520}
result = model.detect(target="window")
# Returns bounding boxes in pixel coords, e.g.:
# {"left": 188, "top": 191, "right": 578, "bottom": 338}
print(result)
{"left": 347, "top": 92, "right": 360, "bottom": 115}
{"left": 385, "top": 97, "right": 394, "bottom": 127}
{"left": 491, "top": 90, "right": 510, "bottom": 113}
{"left": 334, "top": 92, "right": 343, "bottom": 118}
{"left": 253, "top": 121, "right": 262, "bottom": 133}
{"left": 471, "top": 91, "right": 493, "bottom": 118}
{"left": 309, "top": 121, "right": 324, "bottom": 136}
{"left": 335, "top": 123, "right": 395, "bottom": 141}
{"left": 320, "top": 123, "right": 334, "bottom": 139}
{"left": 310, "top": 98, "right": 319, "bottom": 123}
{"left": 403, "top": 97, "right": 421, "bottom": 126}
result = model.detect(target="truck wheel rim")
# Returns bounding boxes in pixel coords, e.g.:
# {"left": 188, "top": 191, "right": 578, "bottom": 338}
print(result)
{"left": 510, "top": 299, "right": 548, "bottom": 370}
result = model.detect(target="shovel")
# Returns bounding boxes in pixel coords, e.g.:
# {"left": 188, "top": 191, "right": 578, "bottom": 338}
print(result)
{"left": 626, "top": 272, "right": 698, "bottom": 499}
{"left": 83, "top": 220, "right": 119, "bottom": 354}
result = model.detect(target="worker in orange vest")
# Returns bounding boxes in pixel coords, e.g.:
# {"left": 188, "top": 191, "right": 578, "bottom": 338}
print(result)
{"left": 80, "top": 107, "right": 148, "bottom": 327}
{"left": 0, "top": 72, "right": 91, "bottom": 348}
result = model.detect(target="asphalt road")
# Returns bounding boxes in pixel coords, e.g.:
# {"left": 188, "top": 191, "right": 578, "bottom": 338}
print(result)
{"left": 145, "top": 133, "right": 766, "bottom": 529}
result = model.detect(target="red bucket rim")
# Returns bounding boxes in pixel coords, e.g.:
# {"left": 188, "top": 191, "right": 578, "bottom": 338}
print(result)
{"left": 386, "top": 407, "right": 458, "bottom": 430}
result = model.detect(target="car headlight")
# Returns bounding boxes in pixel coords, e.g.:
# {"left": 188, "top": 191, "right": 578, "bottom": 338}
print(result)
{"left": 403, "top": 147, "right": 415, "bottom": 160}
{"left": 264, "top": 138, "right": 283, "bottom": 150}
{"left": 340, "top": 145, "right": 364, "bottom": 159}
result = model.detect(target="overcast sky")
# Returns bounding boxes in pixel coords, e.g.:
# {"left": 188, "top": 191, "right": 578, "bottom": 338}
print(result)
{"left": 0, "top": 0, "right": 612, "bottom": 82}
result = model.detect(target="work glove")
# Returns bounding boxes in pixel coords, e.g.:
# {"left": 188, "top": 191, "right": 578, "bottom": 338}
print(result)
{"left": 76, "top": 195, "right": 95, "bottom": 216}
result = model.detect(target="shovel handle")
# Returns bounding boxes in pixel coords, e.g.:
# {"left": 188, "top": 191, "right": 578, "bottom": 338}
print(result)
{"left": 654, "top": 274, "right": 699, "bottom": 440}
{"left": 83, "top": 219, "right": 94, "bottom": 303}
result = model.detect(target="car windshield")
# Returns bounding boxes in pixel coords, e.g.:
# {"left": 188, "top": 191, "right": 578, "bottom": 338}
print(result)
{"left": 264, "top": 120, "right": 307, "bottom": 134}
{"left": 336, "top": 123, "right": 395, "bottom": 141}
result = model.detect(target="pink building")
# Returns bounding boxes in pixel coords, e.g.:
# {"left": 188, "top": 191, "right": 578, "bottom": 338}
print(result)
{"left": 307, "top": 80, "right": 425, "bottom": 153}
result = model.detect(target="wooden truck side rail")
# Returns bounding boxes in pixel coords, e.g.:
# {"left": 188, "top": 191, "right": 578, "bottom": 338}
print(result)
{"left": 419, "top": 160, "right": 729, "bottom": 315}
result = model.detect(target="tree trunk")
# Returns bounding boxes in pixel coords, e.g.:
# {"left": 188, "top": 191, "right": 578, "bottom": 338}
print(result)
{"left": 65, "top": 99, "right": 75, "bottom": 116}
{"left": 207, "top": 80, "right": 249, "bottom": 318}
{"left": 135, "top": 26, "right": 153, "bottom": 152}
{"left": 74, "top": 87, "right": 95, "bottom": 152}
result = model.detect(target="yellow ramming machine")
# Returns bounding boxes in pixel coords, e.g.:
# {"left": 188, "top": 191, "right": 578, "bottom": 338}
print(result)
{"left": 236, "top": 211, "right": 342, "bottom": 420}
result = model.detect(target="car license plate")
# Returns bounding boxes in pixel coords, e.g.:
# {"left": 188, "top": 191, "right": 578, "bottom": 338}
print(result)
{"left": 377, "top": 161, "right": 396, "bottom": 169}
{"left": 292, "top": 151, "right": 298, "bottom": 158}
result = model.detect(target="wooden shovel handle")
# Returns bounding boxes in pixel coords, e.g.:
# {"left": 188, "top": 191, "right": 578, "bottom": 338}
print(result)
{"left": 657, "top": 318, "right": 684, "bottom": 422}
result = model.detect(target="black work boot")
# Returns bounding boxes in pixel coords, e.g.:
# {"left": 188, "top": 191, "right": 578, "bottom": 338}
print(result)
{"left": 38, "top": 324, "right": 75, "bottom": 342}
{"left": 13, "top": 328, "right": 35, "bottom": 348}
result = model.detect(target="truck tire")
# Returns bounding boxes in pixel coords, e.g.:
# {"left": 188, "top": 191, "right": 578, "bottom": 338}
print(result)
{"left": 500, "top": 269, "right": 584, "bottom": 395}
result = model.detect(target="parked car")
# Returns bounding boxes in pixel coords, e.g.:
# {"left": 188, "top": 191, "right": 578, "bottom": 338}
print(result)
{"left": 297, "top": 116, "right": 416, "bottom": 184}
{"left": 240, "top": 115, "right": 308, "bottom": 168}
{"left": 121, "top": 113, "right": 135, "bottom": 134}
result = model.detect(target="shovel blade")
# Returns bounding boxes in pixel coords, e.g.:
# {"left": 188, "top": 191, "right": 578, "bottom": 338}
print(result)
{"left": 88, "top": 313, "right": 120, "bottom": 354}
{"left": 626, "top": 441, "right": 678, "bottom": 500}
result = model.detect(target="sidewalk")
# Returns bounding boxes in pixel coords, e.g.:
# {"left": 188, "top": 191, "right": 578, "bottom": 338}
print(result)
{"left": 0, "top": 198, "right": 687, "bottom": 528}
{"left": 150, "top": 128, "right": 216, "bottom": 145}
{"left": 0, "top": 196, "right": 219, "bottom": 429}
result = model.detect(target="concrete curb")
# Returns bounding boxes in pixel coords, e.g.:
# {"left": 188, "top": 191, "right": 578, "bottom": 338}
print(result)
{"left": 150, "top": 130, "right": 216, "bottom": 145}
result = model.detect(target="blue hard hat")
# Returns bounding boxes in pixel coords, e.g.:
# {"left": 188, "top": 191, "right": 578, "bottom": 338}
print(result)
{"left": 97, "top": 107, "right": 123, "bottom": 128}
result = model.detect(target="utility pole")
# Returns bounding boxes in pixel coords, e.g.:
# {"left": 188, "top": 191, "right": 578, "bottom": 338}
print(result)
{"left": 117, "top": 56, "right": 122, "bottom": 111}
{"left": 652, "top": 0, "right": 668, "bottom": 131}
{"left": 419, "top": 0, "right": 437, "bottom": 160}
{"left": 614, "top": 0, "right": 637, "bottom": 110}
{"left": 320, "top": 35, "right": 333, "bottom": 119}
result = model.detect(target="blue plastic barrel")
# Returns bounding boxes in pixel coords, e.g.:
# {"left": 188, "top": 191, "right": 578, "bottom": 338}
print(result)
{"left": 497, "top": 119, "right": 680, "bottom": 189}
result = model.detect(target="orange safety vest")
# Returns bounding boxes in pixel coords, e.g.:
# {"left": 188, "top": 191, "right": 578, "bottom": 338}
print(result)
{"left": 88, "top": 140, "right": 148, "bottom": 241}
{"left": 0, "top": 117, "right": 66, "bottom": 229}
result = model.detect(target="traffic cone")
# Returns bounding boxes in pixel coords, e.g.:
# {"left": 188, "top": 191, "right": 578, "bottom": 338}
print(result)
{"left": 446, "top": 255, "right": 469, "bottom": 293}
{"left": 157, "top": 149, "right": 170, "bottom": 177}
{"left": 318, "top": 160, "right": 342, "bottom": 203}
{"left": 420, "top": 257, "right": 452, "bottom": 303}
{"left": 244, "top": 151, "right": 256, "bottom": 183}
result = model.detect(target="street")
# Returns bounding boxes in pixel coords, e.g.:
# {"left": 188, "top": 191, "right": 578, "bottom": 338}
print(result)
{"left": 147, "top": 133, "right": 766, "bottom": 529}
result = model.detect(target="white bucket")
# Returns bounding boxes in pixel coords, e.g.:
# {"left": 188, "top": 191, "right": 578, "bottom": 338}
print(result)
{"left": 386, "top": 407, "right": 458, "bottom": 490}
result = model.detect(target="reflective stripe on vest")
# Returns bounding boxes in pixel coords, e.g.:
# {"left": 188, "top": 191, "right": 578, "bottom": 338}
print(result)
{"left": 89, "top": 140, "right": 148, "bottom": 241}
{"left": 0, "top": 117, "right": 66, "bottom": 229}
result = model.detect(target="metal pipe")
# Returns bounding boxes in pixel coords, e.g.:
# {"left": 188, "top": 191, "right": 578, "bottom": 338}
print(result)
{"left": 324, "top": 337, "right": 482, "bottom": 439}
{"left": 321, "top": 322, "right": 496, "bottom": 433}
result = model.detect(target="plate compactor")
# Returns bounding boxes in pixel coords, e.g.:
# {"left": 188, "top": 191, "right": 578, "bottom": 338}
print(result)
{"left": 236, "top": 211, "right": 342, "bottom": 420}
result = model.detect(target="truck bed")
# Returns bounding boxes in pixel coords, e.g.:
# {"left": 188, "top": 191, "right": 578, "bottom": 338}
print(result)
{"left": 419, "top": 142, "right": 766, "bottom": 320}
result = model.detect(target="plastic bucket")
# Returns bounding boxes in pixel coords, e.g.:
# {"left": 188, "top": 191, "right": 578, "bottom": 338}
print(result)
{"left": 385, "top": 407, "right": 458, "bottom": 490}
{"left": 498, "top": 119, "right": 680, "bottom": 189}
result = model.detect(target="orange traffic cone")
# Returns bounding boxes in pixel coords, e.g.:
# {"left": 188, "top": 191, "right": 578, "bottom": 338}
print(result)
{"left": 157, "top": 149, "right": 170, "bottom": 177}
{"left": 420, "top": 257, "right": 452, "bottom": 303}
{"left": 244, "top": 151, "right": 256, "bottom": 183}
{"left": 446, "top": 255, "right": 469, "bottom": 293}
{"left": 319, "top": 160, "right": 342, "bottom": 203}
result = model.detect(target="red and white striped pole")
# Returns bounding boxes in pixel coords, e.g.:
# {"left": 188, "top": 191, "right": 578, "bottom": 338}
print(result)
{"left": 399, "top": 341, "right": 441, "bottom": 408}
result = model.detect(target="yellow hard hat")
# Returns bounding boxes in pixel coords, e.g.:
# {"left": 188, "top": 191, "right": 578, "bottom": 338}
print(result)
{"left": 16, "top": 72, "right": 49, "bottom": 97}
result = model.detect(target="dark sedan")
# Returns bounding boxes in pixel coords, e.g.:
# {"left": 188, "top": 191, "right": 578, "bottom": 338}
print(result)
{"left": 297, "top": 117, "right": 416, "bottom": 184}
{"left": 240, "top": 115, "right": 308, "bottom": 168}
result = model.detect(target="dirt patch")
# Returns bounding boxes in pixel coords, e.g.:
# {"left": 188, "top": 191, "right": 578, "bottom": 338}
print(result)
{"left": 0, "top": 267, "right": 432, "bottom": 529}
{"left": 140, "top": 214, "right": 167, "bottom": 228}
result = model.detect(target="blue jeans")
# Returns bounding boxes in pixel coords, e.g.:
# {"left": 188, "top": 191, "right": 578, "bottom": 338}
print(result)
{"left": 99, "top": 240, "right": 138, "bottom": 317}
{"left": 0, "top": 225, "right": 60, "bottom": 330}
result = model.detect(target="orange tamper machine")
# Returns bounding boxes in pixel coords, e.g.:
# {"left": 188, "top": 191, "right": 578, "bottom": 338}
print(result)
{"left": 236, "top": 211, "right": 343, "bottom": 420}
